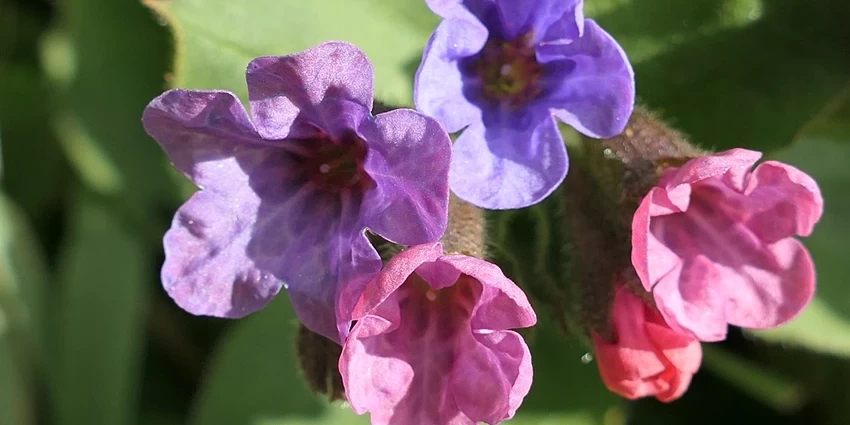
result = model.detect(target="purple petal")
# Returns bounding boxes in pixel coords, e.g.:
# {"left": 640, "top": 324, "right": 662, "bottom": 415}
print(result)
{"left": 161, "top": 190, "right": 280, "bottom": 319}
{"left": 425, "top": 0, "right": 495, "bottom": 21}
{"left": 414, "top": 17, "right": 488, "bottom": 133}
{"left": 246, "top": 41, "right": 374, "bottom": 139}
{"left": 538, "top": 20, "right": 634, "bottom": 138}
{"left": 495, "top": 0, "right": 583, "bottom": 42}
{"left": 359, "top": 109, "right": 451, "bottom": 246}
{"left": 142, "top": 89, "right": 268, "bottom": 191}
{"left": 244, "top": 171, "right": 381, "bottom": 341}
{"left": 450, "top": 115, "right": 568, "bottom": 209}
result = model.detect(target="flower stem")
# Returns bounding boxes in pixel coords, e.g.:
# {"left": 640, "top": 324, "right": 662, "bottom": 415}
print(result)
{"left": 441, "top": 194, "right": 486, "bottom": 257}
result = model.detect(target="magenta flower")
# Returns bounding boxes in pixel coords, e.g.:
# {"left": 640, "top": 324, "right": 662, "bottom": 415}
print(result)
{"left": 339, "top": 243, "right": 536, "bottom": 425}
{"left": 631, "top": 148, "right": 824, "bottom": 341}
{"left": 142, "top": 42, "right": 451, "bottom": 342}
{"left": 593, "top": 286, "right": 701, "bottom": 402}
{"left": 415, "top": 0, "right": 634, "bottom": 209}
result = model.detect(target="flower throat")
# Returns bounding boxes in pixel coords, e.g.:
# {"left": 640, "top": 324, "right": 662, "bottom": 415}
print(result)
{"left": 471, "top": 32, "right": 543, "bottom": 108}
{"left": 294, "top": 133, "right": 373, "bottom": 192}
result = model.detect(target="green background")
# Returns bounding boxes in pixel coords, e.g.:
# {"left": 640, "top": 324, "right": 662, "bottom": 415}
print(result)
{"left": 1, "top": 0, "right": 849, "bottom": 424}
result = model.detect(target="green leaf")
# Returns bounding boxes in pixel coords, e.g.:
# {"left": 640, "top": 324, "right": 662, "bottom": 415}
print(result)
{"left": 47, "top": 0, "right": 178, "bottom": 208}
{"left": 0, "top": 194, "right": 49, "bottom": 425}
{"left": 749, "top": 91, "right": 850, "bottom": 356}
{"left": 592, "top": 0, "right": 850, "bottom": 154}
{"left": 146, "top": 0, "right": 438, "bottom": 106}
{"left": 54, "top": 192, "right": 149, "bottom": 425}
{"left": 0, "top": 65, "right": 67, "bottom": 228}
{"left": 191, "top": 296, "right": 324, "bottom": 425}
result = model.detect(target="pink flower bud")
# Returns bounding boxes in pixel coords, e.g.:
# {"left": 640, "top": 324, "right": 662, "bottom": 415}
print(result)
{"left": 593, "top": 286, "right": 701, "bottom": 402}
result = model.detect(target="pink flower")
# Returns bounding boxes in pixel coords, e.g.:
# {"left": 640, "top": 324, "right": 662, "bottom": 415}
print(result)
{"left": 593, "top": 286, "right": 701, "bottom": 402}
{"left": 338, "top": 243, "right": 536, "bottom": 425}
{"left": 631, "top": 148, "right": 824, "bottom": 341}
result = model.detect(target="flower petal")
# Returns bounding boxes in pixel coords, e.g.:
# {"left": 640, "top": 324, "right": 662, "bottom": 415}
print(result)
{"left": 142, "top": 89, "right": 267, "bottom": 191}
{"left": 664, "top": 148, "right": 761, "bottom": 188}
{"left": 161, "top": 189, "right": 278, "bottom": 319}
{"left": 451, "top": 330, "right": 532, "bottom": 422}
{"left": 450, "top": 116, "right": 568, "bottom": 209}
{"left": 339, "top": 315, "right": 414, "bottom": 420}
{"left": 425, "top": 0, "right": 495, "bottom": 21}
{"left": 745, "top": 161, "right": 824, "bottom": 239}
{"left": 539, "top": 20, "right": 634, "bottom": 138}
{"left": 722, "top": 238, "right": 816, "bottom": 331}
{"left": 496, "top": 0, "right": 583, "bottom": 42}
{"left": 349, "top": 243, "right": 444, "bottom": 319}
{"left": 246, "top": 41, "right": 374, "bottom": 139}
{"left": 414, "top": 17, "right": 488, "bottom": 133}
{"left": 437, "top": 255, "right": 537, "bottom": 330}
{"left": 360, "top": 109, "right": 451, "bottom": 246}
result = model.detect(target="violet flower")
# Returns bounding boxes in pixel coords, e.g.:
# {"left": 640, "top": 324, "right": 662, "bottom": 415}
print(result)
{"left": 415, "top": 0, "right": 634, "bottom": 209}
{"left": 142, "top": 42, "right": 451, "bottom": 342}
{"left": 631, "top": 149, "right": 824, "bottom": 341}
{"left": 339, "top": 242, "right": 536, "bottom": 425}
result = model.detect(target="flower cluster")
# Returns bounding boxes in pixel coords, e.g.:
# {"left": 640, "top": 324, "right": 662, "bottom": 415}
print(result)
{"left": 582, "top": 111, "right": 823, "bottom": 402}
{"left": 142, "top": 0, "right": 823, "bottom": 422}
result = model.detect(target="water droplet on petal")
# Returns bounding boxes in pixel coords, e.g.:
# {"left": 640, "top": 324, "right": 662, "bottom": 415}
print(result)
{"left": 319, "top": 164, "right": 331, "bottom": 173}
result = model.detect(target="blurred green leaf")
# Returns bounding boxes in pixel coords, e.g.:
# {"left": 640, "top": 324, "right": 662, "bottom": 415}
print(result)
{"left": 748, "top": 90, "right": 850, "bottom": 356}
{"left": 191, "top": 296, "right": 324, "bottom": 425}
{"left": 47, "top": 0, "right": 177, "bottom": 209}
{"left": 0, "top": 194, "right": 49, "bottom": 425}
{"left": 146, "top": 0, "right": 438, "bottom": 106}
{"left": 592, "top": 0, "right": 850, "bottom": 154}
{"left": 702, "top": 345, "right": 803, "bottom": 412}
{"left": 506, "top": 321, "right": 624, "bottom": 424}
{"left": 0, "top": 340, "right": 32, "bottom": 425}
{"left": 54, "top": 192, "right": 149, "bottom": 425}
{"left": 0, "top": 65, "right": 67, "bottom": 227}
{"left": 0, "top": 194, "right": 49, "bottom": 356}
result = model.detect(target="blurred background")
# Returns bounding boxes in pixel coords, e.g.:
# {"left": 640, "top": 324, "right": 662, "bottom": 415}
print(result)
{"left": 0, "top": 0, "right": 849, "bottom": 424}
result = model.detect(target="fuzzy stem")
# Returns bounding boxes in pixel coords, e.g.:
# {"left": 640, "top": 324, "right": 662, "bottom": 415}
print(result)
{"left": 441, "top": 194, "right": 486, "bottom": 257}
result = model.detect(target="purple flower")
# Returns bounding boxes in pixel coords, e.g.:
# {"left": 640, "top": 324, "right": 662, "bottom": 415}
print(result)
{"left": 415, "top": 0, "right": 635, "bottom": 209}
{"left": 339, "top": 242, "right": 536, "bottom": 425}
{"left": 142, "top": 42, "right": 451, "bottom": 342}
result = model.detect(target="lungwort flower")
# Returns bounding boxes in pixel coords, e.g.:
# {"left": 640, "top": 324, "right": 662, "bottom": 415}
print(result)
{"left": 593, "top": 286, "right": 701, "bottom": 402}
{"left": 339, "top": 242, "right": 536, "bottom": 425}
{"left": 632, "top": 148, "right": 824, "bottom": 341}
{"left": 415, "top": 0, "right": 634, "bottom": 209}
{"left": 142, "top": 42, "right": 451, "bottom": 342}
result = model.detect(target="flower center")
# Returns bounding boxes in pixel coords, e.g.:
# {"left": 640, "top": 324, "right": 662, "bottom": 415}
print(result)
{"left": 293, "top": 133, "right": 373, "bottom": 192}
{"left": 471, "top": 32, "right": 543, "bottom": 107}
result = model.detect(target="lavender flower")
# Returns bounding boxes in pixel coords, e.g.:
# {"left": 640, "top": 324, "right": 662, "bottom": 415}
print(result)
{"left": 142, "top": 42, "right": 451, "bottom": 342}
{"left": 415, "top": 0, "right": 634, "bottom": 209}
